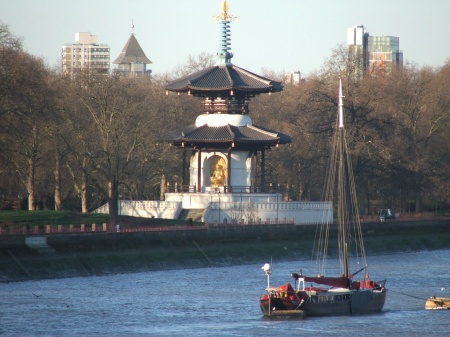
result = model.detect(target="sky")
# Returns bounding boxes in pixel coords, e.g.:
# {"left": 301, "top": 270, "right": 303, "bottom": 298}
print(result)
{"left": 1, "top": 0, "right": 450, "bottom": 77}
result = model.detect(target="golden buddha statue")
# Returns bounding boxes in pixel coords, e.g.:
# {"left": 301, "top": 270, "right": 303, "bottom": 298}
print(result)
{"left": 210, "top": 158, "right": 226, "bottom": 187}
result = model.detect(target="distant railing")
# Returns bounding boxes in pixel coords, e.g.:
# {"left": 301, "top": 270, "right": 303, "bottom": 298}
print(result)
{"left": 0, "top": 222, "right": 295, "bottom": 236}
{"left": 0, "top": 223, "right": 109, "bottom": 236}
{"left": 164, "top": 184, "right": 283, "bottom": 194}
{"left": 0, "top": 223, "right": 210, "bottom": 236}
{"left": 2, "top": 216, "right": 447, "bottom": 236}
{"left": 201, "top": 101, "right": 249, "bottom": 115}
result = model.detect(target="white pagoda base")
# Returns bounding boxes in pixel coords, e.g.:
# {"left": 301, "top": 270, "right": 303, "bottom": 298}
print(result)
{"left": 94, "top": 192, "right": 332, "bottom": 225}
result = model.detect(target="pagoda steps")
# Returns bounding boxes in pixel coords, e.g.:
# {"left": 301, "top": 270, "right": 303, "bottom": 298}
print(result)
{"left": 178, "top": 209, "right": 204, "bottom": 222}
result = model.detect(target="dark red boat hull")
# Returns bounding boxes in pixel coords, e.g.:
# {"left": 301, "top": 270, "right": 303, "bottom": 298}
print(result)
{"left": 260, "top": 289, "right": 386, "bottom": 317}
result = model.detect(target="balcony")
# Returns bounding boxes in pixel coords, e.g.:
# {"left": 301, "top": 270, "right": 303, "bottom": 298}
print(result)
{"left": 202, "top": 101, "right": 249, "bottom": 114}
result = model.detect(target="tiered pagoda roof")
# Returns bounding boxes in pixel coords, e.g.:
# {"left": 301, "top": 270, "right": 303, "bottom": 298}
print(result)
{"left": 165, "top": 1, "right": 281, "bottom": 99}
{"left": 162, "top": 0, "right": 291, "bottom": 149}
{"left": 165, "top": 64, "right": 283, "bottom": 99}
{"left": 160, "top": 123, "right": 291, "bottom": 150}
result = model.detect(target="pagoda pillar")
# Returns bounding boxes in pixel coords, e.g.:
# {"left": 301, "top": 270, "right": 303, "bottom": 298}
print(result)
{"left": 253, "top": 151, "right": 258, "bottom": 192}
{"left": 197, "top": 148, "right": 202, "bottom": 191}
{"left": 182, "top": 147, "right": 186, "bottom": 188}
{"left": 227, "top": 148, "right": 232, "bottom": 191}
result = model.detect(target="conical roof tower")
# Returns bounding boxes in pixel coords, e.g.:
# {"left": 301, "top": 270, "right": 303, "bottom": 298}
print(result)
{"left": 113, "top": 23, "right": 152, "bottom": 76}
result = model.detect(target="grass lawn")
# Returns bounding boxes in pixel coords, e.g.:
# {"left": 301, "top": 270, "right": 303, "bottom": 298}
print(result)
{"left": 0, "top": 210, "right": 110, "bottom": 229}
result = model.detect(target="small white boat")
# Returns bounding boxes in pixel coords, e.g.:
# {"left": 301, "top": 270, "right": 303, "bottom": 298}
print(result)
{"left": 425, "top": 296, "right": 450, "bottom": 310}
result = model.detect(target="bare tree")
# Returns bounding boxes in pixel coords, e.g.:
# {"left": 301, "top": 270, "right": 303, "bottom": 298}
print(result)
{"left": 1, "top": 48, "right": 54, "bottom": 210}
{"left": 66, "top": 72, "right": 151, "bottom": 226}
{"left": 0, "top": 21, "right": 22, "bottom": 50}
{"left": 170, "top": 52, "right": 215, "bottom": 79}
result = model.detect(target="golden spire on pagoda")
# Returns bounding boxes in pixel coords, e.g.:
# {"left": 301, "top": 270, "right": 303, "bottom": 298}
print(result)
{"left": 213, "top": 0, "right": 236, "bottom": 22}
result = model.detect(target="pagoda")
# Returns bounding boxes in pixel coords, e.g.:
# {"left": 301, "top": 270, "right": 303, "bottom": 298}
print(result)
{"left": 102, "top": 1, "right": 332, "bottom": 225}
{"left": 160, "top": 0, "right": 296, "bottom": 223}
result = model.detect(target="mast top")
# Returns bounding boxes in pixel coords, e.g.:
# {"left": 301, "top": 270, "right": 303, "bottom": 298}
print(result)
{"left": 338, "top": 78, "right": 345, "bottom": 128}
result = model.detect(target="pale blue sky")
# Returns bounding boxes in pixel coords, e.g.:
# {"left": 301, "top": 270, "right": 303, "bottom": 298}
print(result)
{"left": 1, "top": 0, "right": 450, "bottom": 76}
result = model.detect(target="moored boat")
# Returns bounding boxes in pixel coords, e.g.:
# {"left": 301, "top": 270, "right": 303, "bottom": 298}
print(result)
{"left": 260, "top": 79, "right": 387, "bottom": 317}
{"left": 260, "top": 267, "right": 386, "bottom": 317}
{"left": 425, "top": 296, "right": 450, "bottom": 310}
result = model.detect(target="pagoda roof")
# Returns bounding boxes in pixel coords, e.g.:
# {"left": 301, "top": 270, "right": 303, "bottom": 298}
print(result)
{"left": 165, "top": 64, "right": 283, "bottom": 97}
{"left": 160, "top": 123, "right": 291, "bottom": 149}
{"left": 113, "top": 34, "right": 152, "bottom": 65}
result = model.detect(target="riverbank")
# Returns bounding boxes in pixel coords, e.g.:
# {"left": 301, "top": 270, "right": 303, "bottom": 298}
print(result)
{"left": 1, "top": 219, "right": 449, "bottom": 282}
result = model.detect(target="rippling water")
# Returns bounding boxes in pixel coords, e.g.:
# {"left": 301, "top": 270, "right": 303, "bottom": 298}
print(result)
{"left": 1, "top": 250, "right": 449, "bottom": 336}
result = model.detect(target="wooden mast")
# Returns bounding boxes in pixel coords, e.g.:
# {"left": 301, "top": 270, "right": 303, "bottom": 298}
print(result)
{"left": 337, "top": 78, "right": 349, "bottom": 277}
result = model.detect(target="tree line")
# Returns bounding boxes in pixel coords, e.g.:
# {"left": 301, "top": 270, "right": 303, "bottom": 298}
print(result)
{"left": 1, "top": 23, "right": 449, "bottom": 225}
{"left": 258, "top": 46, "right": 450, "bottom": 215}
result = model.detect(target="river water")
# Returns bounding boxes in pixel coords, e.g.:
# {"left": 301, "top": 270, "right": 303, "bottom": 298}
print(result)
{"left": 1, "top": 249, "right": 449, "bottom": 336}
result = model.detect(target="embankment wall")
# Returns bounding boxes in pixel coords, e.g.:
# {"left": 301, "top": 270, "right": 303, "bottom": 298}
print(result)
{"left": 1, "top": 220, "right": 449, "bottom": 282}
